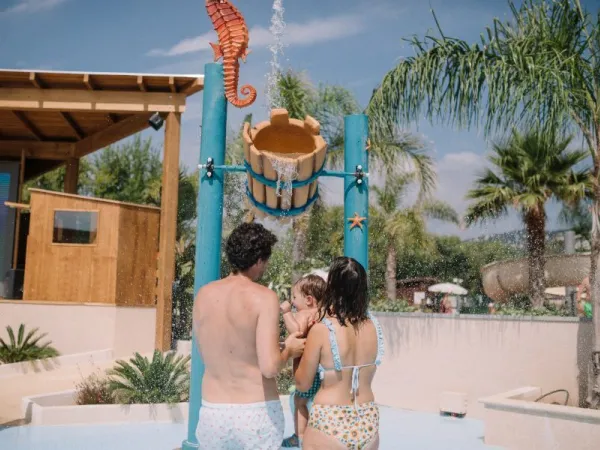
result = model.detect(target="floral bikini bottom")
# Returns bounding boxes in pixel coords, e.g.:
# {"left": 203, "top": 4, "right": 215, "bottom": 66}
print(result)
{"left": 308, "top": 402, "right": 379, "bottom": 449}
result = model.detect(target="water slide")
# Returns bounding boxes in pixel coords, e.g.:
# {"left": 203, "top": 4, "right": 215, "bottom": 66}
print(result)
{"left": 481, "top": 254, "right": 590, "bottom": 302}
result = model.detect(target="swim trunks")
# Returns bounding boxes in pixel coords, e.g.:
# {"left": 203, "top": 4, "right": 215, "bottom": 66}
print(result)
{"left": 196, "top": 399, "right": 285, "bottom": 449}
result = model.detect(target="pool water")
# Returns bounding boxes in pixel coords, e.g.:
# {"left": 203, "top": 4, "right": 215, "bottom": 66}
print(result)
{"left": 0, "top": 406, "right": 501, "bottom": 449}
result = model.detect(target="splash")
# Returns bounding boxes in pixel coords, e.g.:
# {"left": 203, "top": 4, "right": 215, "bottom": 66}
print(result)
{"left": 265, "top": 0, "right": 286, "bottom": 110}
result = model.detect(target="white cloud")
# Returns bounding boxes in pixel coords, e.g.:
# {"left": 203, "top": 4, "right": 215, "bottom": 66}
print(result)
{"left": 1, "top": 0, "right": 68, "bottom": 14}
{"left": 148, "top": 14, "right": 366, "bottom": 57}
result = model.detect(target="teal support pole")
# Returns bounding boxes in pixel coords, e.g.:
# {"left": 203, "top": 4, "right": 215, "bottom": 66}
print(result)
{"left": 182, "top": 62, "right": 228, "bottom": 450}
{"left": 343, "top": 114, "right": 369, "bottom": 271}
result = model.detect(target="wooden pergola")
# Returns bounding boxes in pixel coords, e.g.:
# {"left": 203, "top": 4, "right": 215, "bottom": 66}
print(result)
{"left": 0, "top": 69, "right": 204, "bottom": 350}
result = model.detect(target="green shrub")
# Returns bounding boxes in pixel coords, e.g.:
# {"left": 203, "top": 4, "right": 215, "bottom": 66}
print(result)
{"left": 75, "top": 372, "right": 114, "bottom": 405}
{"left": 0, "top": 324, "right": 60, "bottom": 364}
{"left": 371, "top": 299, "right": 419, "bottom": 313}
{"left": 107, "top": 350, "right": 190, "bottom": 405}
{"left": 277, "top": 364, "right": 295, "bottom": 395}
{"left": 495, "top": 303, "right": 571, "bottom": 317}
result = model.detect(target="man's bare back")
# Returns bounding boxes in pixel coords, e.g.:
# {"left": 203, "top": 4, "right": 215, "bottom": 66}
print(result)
{"left": 194, "top": 274, "right": 283, "bottom": 403}
{"left": 194, "top": 222, "right": 305, "bottom": 449}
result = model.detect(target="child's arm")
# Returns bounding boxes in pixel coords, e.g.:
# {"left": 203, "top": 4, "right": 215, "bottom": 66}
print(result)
{"left": 280, "top": 301, "right": 301, "bottom": 334}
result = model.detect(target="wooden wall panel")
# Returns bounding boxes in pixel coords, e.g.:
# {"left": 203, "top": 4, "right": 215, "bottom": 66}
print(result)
{"left": 115, "top": 206, "right": 160, "bottom": 306}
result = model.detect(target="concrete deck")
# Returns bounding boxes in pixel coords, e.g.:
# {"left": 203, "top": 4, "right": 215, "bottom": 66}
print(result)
{"left": 0, "top": 406, "right": 501, "bottom": 449}
{"left": 0, "top": 358, "right": 116, "bottom": 425}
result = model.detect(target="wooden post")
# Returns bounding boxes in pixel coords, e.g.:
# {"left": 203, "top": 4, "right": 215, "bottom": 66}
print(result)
{"left": 12, "top": 150, "right": 26, "bottom": 269}
{"left": 156, "top": 112, "right": 180, "bottom": 351}
{"left": 64, "top": 157, "right": 79, "bottom": 194}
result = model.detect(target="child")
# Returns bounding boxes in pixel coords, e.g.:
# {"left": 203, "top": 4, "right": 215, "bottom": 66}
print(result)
{"left": 280, "top": 274, "right": 326, "bottom": 448}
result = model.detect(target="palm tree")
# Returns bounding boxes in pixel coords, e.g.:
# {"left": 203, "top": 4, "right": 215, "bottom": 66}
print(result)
{"left": 373, "top": 173, "right": 460, "bottom": 302}
{"left": 366, "top": 0, "right": 600, "bottom": 406}
{"left": 465, "top": 130, "right": 589, "bottom": 307}
{"left": 276, "top": 70, "right": 437, "bottom": 281}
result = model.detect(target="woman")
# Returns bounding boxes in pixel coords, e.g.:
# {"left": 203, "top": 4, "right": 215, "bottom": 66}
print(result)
{"left": 295, "top": 257, "right": 384, "bottom": 449}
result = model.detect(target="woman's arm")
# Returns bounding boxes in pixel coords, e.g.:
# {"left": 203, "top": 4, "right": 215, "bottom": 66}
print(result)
{"left": 295, "top": 323, "right": 325, "bottom": 392}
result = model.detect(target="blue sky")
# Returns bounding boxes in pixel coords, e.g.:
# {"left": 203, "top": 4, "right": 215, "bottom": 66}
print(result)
{"left": 1, "top": 0, "right": 596, "bottom": 238}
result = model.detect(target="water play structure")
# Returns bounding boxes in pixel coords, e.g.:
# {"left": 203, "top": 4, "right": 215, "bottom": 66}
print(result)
{"left": 179, "top": 2, "right": 372, "bottom": 447}
{"left": 481, "top": 254, "right": 590, "bottom": 302}
{"left": 185, "top": 64, "right": 369, "bottom": 448}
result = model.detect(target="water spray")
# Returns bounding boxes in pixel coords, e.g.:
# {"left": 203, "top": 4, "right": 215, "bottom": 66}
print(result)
{"left": 265, "top": 0, "right": 286, "bottom": 110}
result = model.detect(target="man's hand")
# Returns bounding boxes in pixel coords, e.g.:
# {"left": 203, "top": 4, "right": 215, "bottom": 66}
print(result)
{"left": 284, "top": 331, "right": 306, "bottom": 359}
{"left": 280, "top": 301, "right": 292, "bottom": 314}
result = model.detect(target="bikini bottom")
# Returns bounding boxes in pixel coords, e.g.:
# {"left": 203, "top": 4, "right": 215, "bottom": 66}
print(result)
{"left": 308, "top": 401, "right": 379, "bottom": 449}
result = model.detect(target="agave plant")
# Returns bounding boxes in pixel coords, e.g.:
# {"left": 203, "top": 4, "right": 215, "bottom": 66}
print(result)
{"left": 107, "top": 350, "right": 190, "bottom": 404}
{"left": 0, "top": 324, "right": 60, "bottom": 364}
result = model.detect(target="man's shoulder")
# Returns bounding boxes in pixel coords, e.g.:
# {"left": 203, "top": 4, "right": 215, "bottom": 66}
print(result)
{"left": 247, "top": 283, "right": 278, "bottom": 307}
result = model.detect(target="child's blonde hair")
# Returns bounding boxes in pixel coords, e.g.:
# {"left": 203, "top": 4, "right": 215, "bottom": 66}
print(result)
{"left": 294, "top": 274, "right": 326, "bottom": 302}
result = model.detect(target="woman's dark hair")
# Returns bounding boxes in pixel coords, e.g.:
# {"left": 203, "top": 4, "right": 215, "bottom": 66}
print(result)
{"left": 225, "top": 223, "right": 278, "bottom": 273}
{"left": 320, "top": 257, "right": 369, "bottom": 327}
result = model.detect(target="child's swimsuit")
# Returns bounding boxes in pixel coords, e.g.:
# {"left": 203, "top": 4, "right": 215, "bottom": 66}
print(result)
{"left": 296, "top": 372, "right": 321, "bottom": 399}
{"left": 307, "top": 311, "right": 384, "bottom": 449}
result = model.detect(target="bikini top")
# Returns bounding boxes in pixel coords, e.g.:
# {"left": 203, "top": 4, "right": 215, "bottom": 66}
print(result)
{"left": 317, "top": 311, "right": 384, "bottom": 409}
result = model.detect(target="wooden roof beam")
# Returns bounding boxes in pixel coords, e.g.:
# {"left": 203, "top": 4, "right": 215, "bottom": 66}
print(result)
{"left": 83, "top": 74, "right": 95, "bottom": 90}
{"left": 74, "top": 113, "right": 153, "bottom": 158}
{"left": 137, "top": 76, "right": 147, "bottom": 92}
{"left": 180, "top": 78, "right": 202, "bottom": 94}
{"left": 0, "top": 140, "right": 74, "bottom": 159}
{"left": 0, "top": 88, "right": 187, "bottom": 114}
{"left": 12, "top": 111, "right": 45, "bottom": 140}
{"left": 59, "top": 112, "right": 86, "bottom": 140}
{"left": 169, "top": 77, "right": 177, "bottom": 93}
{"left": 29, "top": 72, "right": 44, "bottom": 89}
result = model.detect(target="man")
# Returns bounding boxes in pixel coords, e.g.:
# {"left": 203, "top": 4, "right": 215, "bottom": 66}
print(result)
{"left": 194, "top": 222, "right": 305, "bottom": 449}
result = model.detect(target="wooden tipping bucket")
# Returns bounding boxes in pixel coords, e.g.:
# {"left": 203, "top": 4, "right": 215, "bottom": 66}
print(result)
{"left": 242, "top": 109, "right": 327, "bottom": 217}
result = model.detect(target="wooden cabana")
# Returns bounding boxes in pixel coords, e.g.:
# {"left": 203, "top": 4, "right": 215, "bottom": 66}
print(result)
{"left": 0, "top": 69, "right": 204, "bottom": 350}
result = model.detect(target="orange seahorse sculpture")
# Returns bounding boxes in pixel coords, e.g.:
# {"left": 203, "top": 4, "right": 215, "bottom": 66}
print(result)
{"left": 206, "top": 0, "right": 257, "bottom": 108}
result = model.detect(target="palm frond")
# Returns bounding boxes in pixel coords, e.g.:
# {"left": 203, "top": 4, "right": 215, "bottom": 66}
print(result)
{"left": 0, "top": 324, "right": 59, "bottom": 364}
{"left": 367, "top": 0, "right": 594, "bottom": 143}
{"left": 420, "top": 200, "right": 460, "bottom": 224}
{"left": 107, "top": 351, "right": 190, "bottom": 404}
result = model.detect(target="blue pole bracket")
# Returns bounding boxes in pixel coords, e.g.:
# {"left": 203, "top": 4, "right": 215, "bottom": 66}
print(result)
{"left": 198, "top": 159, "right": 247, "bottom": 175}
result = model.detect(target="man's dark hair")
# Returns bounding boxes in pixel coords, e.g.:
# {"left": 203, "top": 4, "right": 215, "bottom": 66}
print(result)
{"left": 225, "top": 223, "right": 278, "bottom": 273}
{"left": 319, "top": 257, "right": 369, "bottom": 327}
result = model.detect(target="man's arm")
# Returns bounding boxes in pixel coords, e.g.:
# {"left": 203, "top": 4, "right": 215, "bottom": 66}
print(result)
{"left": 256, "top": 290, "right": 302, "bottom": 378}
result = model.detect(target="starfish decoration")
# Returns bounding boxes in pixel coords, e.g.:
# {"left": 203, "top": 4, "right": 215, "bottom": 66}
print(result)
{"left": 347, "top": 212, "right": 367, "bottom": 230}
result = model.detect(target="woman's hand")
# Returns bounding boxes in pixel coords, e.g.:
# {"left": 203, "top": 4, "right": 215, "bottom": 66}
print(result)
{"left": 284, "top": 331, "right": 306, "bottom": 359}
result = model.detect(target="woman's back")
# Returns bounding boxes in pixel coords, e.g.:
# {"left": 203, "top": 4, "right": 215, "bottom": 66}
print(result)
{"left": 296, "top": 257, "right": 383, "bottom": 449}
{"left": 314, "top": 316, "right": 381, "bottom": 406}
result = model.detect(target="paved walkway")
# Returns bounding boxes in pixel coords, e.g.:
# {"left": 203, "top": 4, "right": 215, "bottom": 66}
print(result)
{"left": 0, "top": 405, "right": 501, "bottom": 449}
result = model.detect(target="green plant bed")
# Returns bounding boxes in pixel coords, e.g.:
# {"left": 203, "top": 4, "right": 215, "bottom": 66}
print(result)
{"left": 75, "top": 350, "right": 191, "bottom": 406}
{"left": 0, "top": 324, "right": 60, "bottom": 364}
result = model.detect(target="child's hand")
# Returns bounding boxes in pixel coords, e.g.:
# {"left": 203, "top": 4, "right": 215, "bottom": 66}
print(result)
{"left": 280, "top": 301, "right": 292, "bottom": 314}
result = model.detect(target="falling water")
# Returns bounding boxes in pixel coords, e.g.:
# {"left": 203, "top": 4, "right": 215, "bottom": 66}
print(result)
{"left": 265, "top": 0, "right": 286, "bottom": 110}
